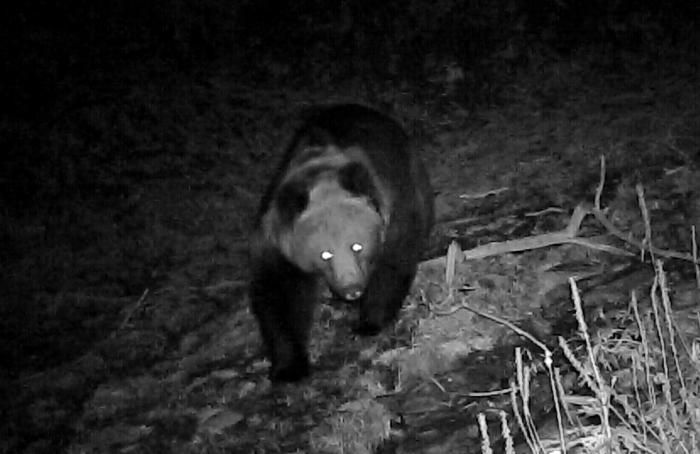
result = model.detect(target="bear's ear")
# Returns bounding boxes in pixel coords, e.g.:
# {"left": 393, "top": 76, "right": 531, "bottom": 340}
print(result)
{"left": 338, "top": 162, "right": 381, "bottom": 210}
{"left": 276, "top": 180, "right": 309, "bottom": 223}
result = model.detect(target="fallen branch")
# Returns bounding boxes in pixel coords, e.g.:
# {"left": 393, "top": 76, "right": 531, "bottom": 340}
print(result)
{"left": 422, "top": 155, "right": 700, "bottom": 268}
{"left": 422, "top": 203, "right": 632, "bottom": 268}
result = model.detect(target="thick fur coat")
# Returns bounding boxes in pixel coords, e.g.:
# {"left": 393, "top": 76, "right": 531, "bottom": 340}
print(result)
{"left": 250, "top": 104, "right": 433, "bottom": 382}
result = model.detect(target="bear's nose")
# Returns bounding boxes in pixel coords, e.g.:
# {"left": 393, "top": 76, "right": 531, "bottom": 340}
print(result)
{"left": 343, "top": 287, "right": 363, "bottom": 301}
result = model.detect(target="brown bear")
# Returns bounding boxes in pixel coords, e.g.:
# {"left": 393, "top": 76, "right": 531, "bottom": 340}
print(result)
{"left": 249, "top": 104, "right": 433, "bottom": 382}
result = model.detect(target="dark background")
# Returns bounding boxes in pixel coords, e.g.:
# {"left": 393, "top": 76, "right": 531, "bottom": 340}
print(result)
{"left": 4, "top": 0, "right": 698, "bottom": 116}
{"left": 3, "top": 0, "right": 698, "bottom": 204}
{"left": 1, "top": 2, "right": 699, "bottom": 452}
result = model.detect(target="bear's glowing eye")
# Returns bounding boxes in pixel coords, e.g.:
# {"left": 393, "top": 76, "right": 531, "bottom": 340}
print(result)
{"left": 320, "top": 251, "right": 334, "bottom": 261}
{"left": 351, "top": 243, "right": 363, "bottom": 253}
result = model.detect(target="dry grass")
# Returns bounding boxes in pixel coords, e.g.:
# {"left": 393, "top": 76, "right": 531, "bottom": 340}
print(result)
{"left": 491, "top": 263, "right": 700, "bottom": 454}
{"left": 309, "top": 398, "right": 392, "bottom": 454}
{"left": 476, "top": 168, "right": 700, "bottom": 454}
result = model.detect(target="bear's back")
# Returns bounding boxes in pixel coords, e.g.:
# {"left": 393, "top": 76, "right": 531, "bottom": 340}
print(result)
{"left": 285, "top": 104, "right": 416, "bottom": 192}
{"left": 299, "top": 104, "right": 407, "bottom": 152}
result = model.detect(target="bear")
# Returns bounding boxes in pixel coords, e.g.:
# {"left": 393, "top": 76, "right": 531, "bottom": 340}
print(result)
{"left": 249, "top": 104, "right": 434, "bottom": 382}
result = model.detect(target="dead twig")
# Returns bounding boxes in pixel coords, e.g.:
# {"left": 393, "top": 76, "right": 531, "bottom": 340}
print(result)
{"left": 459, "top": 187, "right": 509, "bottom": 199}
{"left": 113, "top": 288, "right": 150, "bottom": 336}
{"left": 525, "top": 207, "right": 567, "bottom": 217}
{"left": 431, "top": 296, "right": 549, "bottom": 353}
{"left": 692, "top": 225, "right": 700, "bottom": 289}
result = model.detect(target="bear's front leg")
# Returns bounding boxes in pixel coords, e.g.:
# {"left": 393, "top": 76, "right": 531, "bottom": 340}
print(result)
{"left": 250, "top": 256, "right": 318, "bottom": 382}
{"left": 355, "top": 256, "right": 417, "bottom": 336}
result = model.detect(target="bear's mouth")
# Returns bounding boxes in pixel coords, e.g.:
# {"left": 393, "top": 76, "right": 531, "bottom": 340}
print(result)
{"left": 339, "top": 285, "right": 364, "bottom": 301}
{"left": 324, "top": 285, "right": 365, "bottom": 303}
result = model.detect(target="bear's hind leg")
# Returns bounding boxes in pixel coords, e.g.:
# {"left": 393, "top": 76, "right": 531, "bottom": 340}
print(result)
{"left": 251, "top": 256, "right": 318, "bottom": 382}
{"left": 355, "top": 258, "right": 417, "bottom": 336}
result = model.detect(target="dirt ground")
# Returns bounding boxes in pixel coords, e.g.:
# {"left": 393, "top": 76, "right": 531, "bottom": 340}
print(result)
{"left": 2, "top": 53, "right": 700, "bottom": 453}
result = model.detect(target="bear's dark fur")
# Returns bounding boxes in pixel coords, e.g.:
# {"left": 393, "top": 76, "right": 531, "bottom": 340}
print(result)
{"left": 250, "top": 104, "right": 433, "bottom": 382}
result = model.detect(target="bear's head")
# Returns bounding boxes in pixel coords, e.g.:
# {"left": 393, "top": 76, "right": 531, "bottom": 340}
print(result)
{"left": 276, "top": 184, "right": 384, "bottom": 301}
